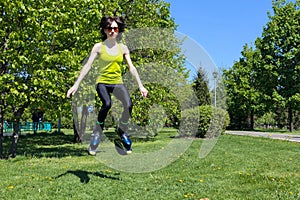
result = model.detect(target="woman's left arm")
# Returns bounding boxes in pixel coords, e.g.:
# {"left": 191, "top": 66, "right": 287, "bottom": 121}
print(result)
{"left": 123, "top": 45, "right": 148, "bottom": 98}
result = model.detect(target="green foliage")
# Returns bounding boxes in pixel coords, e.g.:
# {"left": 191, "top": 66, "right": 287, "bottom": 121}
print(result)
{"left": 67, "top": 1, "right": 189, "bottom": 140}
{"left": 197, "top": 105, "right": 212, "bottom": 137}
{"left": 198, "top": 106, "right": 230, "bottom": 138}
{"left": 256, "top": 0, "right": 300, "bottom": 102}
{"left": 138, "top": 83, "right": 179, "bottom": 119}
{"left": 179, "top": 105, "right": 229, "bottom": 138}
{"left": 254, "top": 0, "right": 300, "bottom": 130}
{"left": 256, "top": 112, "right": 276, "bottom": 127}
{"left": 1, "top": 0, "right": 189, "bottom": 142}
{"left": 214, "top": 71, "right": 228, "bottom": 110}
{"left": 179, "top": 107, "right": 199, "bottom": 137}
{"left": 0, "top": 0, "right": 105, "bottom": 130}
{"left": 224, "top": 0, "right": 300, "bottom": 131}
{"left": 223, "top": 45, "right": 265, "bottom": 130}
{"left": 192, "top": 67, "right": 210, "bottom": 106}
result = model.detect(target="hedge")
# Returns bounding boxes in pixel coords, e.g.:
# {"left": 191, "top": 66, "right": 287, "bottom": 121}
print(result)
{"left": 179, "top": 105, "right": 230, "bottom": 138}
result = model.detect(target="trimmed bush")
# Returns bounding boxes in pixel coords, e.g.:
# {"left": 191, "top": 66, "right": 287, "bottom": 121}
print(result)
{"left": 179, "top": 107, "right": 199, "bottom": 137}
{"left": 179, "top": 105, "right": 230, "bottom": 138}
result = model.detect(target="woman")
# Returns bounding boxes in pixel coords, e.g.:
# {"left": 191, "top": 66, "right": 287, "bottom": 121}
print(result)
{"left": 67, "top": 16, "right": 148, "bottom": 155}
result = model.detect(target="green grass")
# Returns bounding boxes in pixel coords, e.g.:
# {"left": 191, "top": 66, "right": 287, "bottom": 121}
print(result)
{"left": 0, "top": 129, "right": 300, "bottom": 200}
{"left": 254, "top": 128, "right": 300, "bottom": 135}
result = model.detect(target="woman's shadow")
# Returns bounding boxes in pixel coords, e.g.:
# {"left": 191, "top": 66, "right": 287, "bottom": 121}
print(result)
{"left": 55, "top": 170, "right": 121, "bottom": 183}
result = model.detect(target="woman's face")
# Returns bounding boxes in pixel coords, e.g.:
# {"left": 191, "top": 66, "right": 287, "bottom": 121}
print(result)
{"left": 105, "top": 21, "right": 119, "bottom": 39}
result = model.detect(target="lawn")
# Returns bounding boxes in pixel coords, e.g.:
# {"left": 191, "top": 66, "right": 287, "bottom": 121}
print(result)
{"left": 0, "top": 128, "right": 299, "bottom": 200}
{"left": 254, "top": 128, "right": 300, "bottom": 135}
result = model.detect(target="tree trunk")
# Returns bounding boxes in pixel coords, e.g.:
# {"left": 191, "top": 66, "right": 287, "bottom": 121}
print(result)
{"left": 72, "top": 103, "right": 89, "bottom": 143}
{"left": 250, "top": 109, "right": 255, "bottom": 130}
{"left": 80, "top": 105, "right": 88, "bottom": 139}
{"left": 9, "top": 107, "right": 25, "bottom": 158}
{"left": 8, "top": 121, "right": 19, "bottom": 158}
{"left": 73, "top": 119, "right": 81, "bottom": 143}
{"left": 288, "top": 107, "right": 293, "bottom": 132}
{"left": 72, "top": 102, "right": 83, "bottom": 143}
{"left": 58, "top": 117, "right": 61, "bottom": 134}
{"left": 0, "top": 133, "right": 3, "bottom": 159}
{"left": 0, "top": 107, "right": 3, "bottom": 159}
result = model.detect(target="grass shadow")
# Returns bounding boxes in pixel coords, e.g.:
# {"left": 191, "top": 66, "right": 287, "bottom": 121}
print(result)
{"left": 2, "top": 131, "right": 87, "bottom": 158}
{"left": 54, "top": 170, "right": 121, "bottom": 183}
{"left": 1, "top": 128, "right": 180, "bottom": 159}
{"left": 104, "top": 129, "right": 157, "bottom": 143}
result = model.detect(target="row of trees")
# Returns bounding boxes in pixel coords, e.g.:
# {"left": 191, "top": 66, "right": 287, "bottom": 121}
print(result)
{"left": 5, "top": 0, "right": 296, "bottom": 158}
{"left": 1, "top": 0, "right": 190, "bottom": 157}
{"left": 223, "top": 0, "right": 300, "bottom": 131}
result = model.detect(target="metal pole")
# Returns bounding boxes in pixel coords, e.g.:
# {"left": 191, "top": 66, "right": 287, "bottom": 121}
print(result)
{"left": 212, "top": 71, "right": 218, "bottom": 107}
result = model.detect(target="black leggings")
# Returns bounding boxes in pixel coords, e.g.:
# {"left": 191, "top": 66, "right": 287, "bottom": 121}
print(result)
{"left": 96, "top": 83, "right": 133, "bottom": 130}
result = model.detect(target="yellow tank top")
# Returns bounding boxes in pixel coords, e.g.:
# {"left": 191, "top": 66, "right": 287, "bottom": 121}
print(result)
{"left": 96, "top": 43, "right": 124, "bottom": 84}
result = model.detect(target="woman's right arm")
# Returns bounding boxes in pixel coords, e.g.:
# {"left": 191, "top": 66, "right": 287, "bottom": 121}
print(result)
{"left": 67, "top": 43, "right": 101, "bottom": 98}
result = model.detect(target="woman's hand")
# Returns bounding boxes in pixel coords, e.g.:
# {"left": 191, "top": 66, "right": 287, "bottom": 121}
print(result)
{"left": 139, "top": 86, "right": 148, "bottom": 98}
{"left": 67, "top": 85, "right": 78, "bottom": 98}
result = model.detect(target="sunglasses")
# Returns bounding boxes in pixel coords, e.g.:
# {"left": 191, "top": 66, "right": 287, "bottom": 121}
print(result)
{"left": 106, "top": 27, "right": 119, "bottom": 32}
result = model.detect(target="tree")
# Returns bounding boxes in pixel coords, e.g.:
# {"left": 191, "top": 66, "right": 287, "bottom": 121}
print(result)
{"left": 192, "top": 67, "right": 210, "bottom": 106}
{"left": 215, "top": 70, "right": 227, "bottom": 110}
{"left": 223, "top": 0, "right": 300, "bottom": 131}
{"left": 1, "top": 0, "right": 189, "bottom": 157}
{"left": 71, "top": 1, "right": 192, "bottom": 139}
{"left": 223, "top": 45, "right": 264, "bottom": 130}
{"left": 255, "top": 0, "right": 300, "bottom": 131}
{"left": 0, "top": 0, "right": 111, "bottom": 157}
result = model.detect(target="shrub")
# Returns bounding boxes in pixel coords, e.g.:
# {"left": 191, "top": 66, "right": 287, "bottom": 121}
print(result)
{"left": 205, "top": 106, "right": 230, "bottom": 138}
{"left": 197, "top": 105, "right": 213, "bottom": 137}
{"left": 179, "top": 107, "right": 199, "bottom": 137}
{"left": 179, "top": 105, "right": 230, "bottom": 138}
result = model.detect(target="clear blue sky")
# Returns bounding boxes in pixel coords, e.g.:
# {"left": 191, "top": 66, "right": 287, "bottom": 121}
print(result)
{"left": 166, "top": 0, "right": 274, "bottom": 70}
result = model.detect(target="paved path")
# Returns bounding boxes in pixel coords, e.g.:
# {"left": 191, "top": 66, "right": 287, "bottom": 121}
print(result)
{"left": 225, "top": 130, "right": 300, "bottom": 143}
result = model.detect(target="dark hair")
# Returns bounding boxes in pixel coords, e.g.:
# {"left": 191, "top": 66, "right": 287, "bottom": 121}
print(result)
{"left": 99, "top": 16, "right": 125, "bottom": 41}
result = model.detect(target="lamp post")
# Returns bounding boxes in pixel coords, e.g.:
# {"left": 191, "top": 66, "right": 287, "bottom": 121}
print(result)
{"left": 212, "top": 71, "right": 218, "bottom": 107}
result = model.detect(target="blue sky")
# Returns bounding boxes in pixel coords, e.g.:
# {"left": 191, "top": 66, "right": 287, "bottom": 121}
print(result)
{"left": 166, "top": 0, "right": 274, "bottom": 71}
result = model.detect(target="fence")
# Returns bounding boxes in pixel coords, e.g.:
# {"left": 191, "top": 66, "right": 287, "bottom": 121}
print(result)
{"left": 3, "top": 121, "right": 52, "bottom": 134}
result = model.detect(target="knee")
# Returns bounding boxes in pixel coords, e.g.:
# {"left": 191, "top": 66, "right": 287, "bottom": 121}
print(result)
{"left": 102, "top": 101, "right": 112, "bottom": 111}
{"left": 125, "top": 101, "right": 133, "bottom": 111}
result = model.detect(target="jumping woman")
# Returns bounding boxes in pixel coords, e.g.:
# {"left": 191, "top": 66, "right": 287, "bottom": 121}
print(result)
{"left": 67, "top": 16, "right": 148, "bottom": 155}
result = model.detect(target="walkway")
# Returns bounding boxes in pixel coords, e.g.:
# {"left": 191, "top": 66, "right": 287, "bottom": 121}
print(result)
{"left": 225, "top": 130, "right": 300, "bottom": 143}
